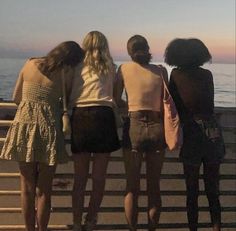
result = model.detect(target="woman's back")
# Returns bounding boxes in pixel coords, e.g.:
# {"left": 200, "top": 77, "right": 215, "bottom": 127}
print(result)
{"left": 169, "top": 67, "right": 214, "bottom": 117}
{"left": 118, "top": 62, "right": 163, "bottom": 112}
{"left": 69, "top": 64, "right": 114, "bottom": 108}
{"left": 13, "top": 59, "right": 64, "bottom": 104}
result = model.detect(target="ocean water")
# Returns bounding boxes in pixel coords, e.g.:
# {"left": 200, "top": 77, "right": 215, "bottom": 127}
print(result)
{"left": 0, "top": 58, "right": 235, "bottom": 107}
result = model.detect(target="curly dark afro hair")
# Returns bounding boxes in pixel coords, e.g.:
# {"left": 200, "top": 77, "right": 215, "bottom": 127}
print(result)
{"left": 164, "top": 38, "right": 212, "bottom": 68}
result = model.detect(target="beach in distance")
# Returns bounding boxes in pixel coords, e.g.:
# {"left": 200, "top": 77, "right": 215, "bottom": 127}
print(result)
{"left": 0, "top": 58, "right": 235, "bottom": 107}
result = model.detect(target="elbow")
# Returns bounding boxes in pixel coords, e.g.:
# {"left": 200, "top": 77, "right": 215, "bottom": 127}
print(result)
{"left": 12, "top": 95, "right": 21, "bottom": 105}
{"left": 117, "top": 99, "right": 127, "bottom": 109}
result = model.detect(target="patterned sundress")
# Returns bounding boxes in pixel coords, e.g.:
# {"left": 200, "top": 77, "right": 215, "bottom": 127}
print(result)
{"left": 0, "top": 81, "right": 68, "bottom": 165}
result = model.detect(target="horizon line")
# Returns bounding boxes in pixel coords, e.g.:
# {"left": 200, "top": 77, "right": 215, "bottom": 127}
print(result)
{"left": 0, "top": 56, "right": 234, "bottom": 65}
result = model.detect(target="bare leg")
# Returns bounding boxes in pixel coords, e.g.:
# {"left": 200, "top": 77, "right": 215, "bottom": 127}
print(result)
{"left": 72, "top": 153, "right": 91, "bottom": 226}
{"left": 86, "top": 152, "right": 110, "bottom": 221}
{"left": 203, "top": 163, "right": 221, "bottom": 231}
{"left": 183, "top": 164, "right": 201, "bottom": 231}
{"left": 123, "top": 149, "right": 142, "bottom": 231}
{"left": 146, "top": 150, "right": 165, "bottom": 231}
{"left": 36, "top": 163, "right": 56, "bottom": 231}
{"left": 19, "top": 162, "right": 37, "bottom": 231}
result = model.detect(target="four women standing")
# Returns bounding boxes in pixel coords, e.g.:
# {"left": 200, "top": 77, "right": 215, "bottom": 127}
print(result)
{"left": 0, "top": 34, "right": 224, "bottom": 231}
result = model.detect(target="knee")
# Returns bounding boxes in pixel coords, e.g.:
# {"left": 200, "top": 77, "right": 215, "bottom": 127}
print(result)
{"left": 148, "top": 207, "right": 158, "bottom": 221}
{"left": 147, "top": 179, "right": 161, "bottom": 193}
{"left": 22, "top": 188, "right": 35, "bottom": 199}
{"left": 186, "top": 188, "right": 199, "bottom": 202}
{"left": 125, "top": 181, "right": 140, "bottom": 196}
{"left": 91, "top": 174, "right": 106, "bottom": 186}
{"left": 124, "top": 191, "right": 139, "bottom": 202}
{"left": 205, "top": 188, "right": 219, "bottom": 202}
{"left": 36, "top": 187, "right": 42, "bottom": 198}
{"left": 73, "top": 181, "right": 87, "bottom": 194}
{"left": 21, "top": 184, "right": 35, "bottom": 198}
{"left": 204, "top": 179, "right": 219, "bottom": 194}
{"left": 36, "top": 187, "right": 51, "bottom": 200}
{"left": 185, "top": 181, "right": 199, "bottom": 196}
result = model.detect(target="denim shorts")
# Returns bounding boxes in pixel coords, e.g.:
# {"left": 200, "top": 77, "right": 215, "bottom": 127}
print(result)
{"left": 180, "top": 117, "right": 225, "bottom": 166}
{"left": 123, "top": 111, "right": 166, "bottom": 153}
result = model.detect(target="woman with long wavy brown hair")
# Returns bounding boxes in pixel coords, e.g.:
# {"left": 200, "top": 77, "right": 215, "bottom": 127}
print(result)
{"left": 0, "top": 41, "right": 84, "bottom": 231}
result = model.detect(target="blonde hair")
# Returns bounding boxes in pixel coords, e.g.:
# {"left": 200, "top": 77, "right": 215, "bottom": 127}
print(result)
{"left": 82, "top": 31, "right": 114, "bottom": 76}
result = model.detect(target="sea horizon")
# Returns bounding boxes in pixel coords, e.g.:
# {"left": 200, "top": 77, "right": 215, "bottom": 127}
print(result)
{"left": 0, "top": 58, "right": 235, "bottom": 108}
{"left": 0, "top": 56, "right": 235, "bottom": 65}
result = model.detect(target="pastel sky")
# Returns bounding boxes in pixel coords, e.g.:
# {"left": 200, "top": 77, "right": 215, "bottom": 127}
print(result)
{"left": 0, "top": 0, "right": 235, "bottom": 63}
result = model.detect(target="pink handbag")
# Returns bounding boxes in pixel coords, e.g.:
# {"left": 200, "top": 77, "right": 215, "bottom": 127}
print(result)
{"left": 161, "top": 76, "right": 183, "bottom": 150}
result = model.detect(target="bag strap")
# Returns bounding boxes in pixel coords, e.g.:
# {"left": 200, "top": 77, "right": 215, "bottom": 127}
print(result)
{"left": 157, "top": 65, "right": 170, "bottom": 101}
{"left": 61, "top": 69, "right": 68, "bottom": 113}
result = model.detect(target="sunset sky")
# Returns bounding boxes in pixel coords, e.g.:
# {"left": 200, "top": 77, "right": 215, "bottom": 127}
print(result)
{"left": 0, "top": 0, "right": 235, "bottom": 63}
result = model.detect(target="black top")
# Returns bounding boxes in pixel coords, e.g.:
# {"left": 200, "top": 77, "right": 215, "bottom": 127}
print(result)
{"left": 168, "top": 67, "right": 214, "bottom": 121}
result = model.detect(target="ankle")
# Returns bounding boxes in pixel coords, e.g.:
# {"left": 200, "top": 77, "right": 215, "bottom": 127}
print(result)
{"left": 73, "top": 223, "right": 82, "bottom": 231}
{"left": 213, "top": 224, "right": 221, "bottom": 231}
{"left": 84, "top": 214, "right": 97, "bottom": 231}
{"left": 128, "top": 226, "right": 136, "bottom": 231}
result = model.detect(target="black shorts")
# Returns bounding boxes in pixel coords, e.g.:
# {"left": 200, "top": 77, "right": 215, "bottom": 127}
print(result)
{"left": 71, "top": 106, "right": 121, "bottom": 153}
{"left": 180, "top": 118, "right": 225, "bottom": 166}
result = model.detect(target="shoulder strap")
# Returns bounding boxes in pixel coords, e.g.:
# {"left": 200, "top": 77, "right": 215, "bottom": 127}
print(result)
{"left": 61, "top": 69, "right": 68, "bottom": 112}
{"left": 157, "top": 65, "right": 170, "bottom": 101}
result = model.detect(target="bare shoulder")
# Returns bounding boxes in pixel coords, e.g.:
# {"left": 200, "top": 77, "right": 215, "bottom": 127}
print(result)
{"left": 19, "top": 58, "right": 38, "bottom": 76}
{"left": 199, "top": 67, "right": 212, "bottom": 75}
{"left": 149, "top": 64, "right": 167, "bottom": 73}
{"left": 23, "top": 58, "right": 35, "bottom": 67}
{"left": 120, "top": 61, "right": 133, "bottom": 69}
{"left": 118, "top": 62, "right": 134, "bottom": 74}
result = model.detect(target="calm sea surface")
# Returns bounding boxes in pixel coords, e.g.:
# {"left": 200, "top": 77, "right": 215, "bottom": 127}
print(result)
{"left": 0, "top": 58, "right": 235, "bottom": 107}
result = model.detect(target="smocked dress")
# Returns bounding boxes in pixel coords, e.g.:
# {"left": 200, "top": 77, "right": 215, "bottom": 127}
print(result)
{"left": 0, "top": 81, "right": 68, "bottom": 165}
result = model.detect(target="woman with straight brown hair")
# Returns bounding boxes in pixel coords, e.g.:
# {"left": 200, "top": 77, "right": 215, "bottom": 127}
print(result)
{"left": 114, "top": 35, "right": 168, "bottom": 231}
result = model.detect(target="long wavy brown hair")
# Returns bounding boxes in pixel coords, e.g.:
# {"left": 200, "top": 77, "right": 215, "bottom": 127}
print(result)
{"left": 38, "top": 41, "right": 84, "bottom": 76}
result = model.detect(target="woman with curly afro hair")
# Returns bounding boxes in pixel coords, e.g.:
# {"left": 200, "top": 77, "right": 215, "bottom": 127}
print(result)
{"left": 164, "top": 38, "right": 225, "bottom": 231}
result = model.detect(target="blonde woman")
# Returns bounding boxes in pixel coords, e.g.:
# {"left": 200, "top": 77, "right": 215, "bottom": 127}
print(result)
{"left": 69, "top": 31, "right": 120, "bottom": 231}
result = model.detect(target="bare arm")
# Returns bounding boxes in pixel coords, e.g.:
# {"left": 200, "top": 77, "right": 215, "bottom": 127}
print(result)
{"left": 113, "top": 66, "right": 128, "bottom": 115}
{"left": 113, "top": 66, "right": 125, "bottom": 107}
{"left": 64, "top": 66, "right": 75, "bottom": 103}
{"left": 208, "top": 71, "right": 214, "bottom": 108}
{"left": 12, "top": 66, "right": 25, "bottom": 105}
